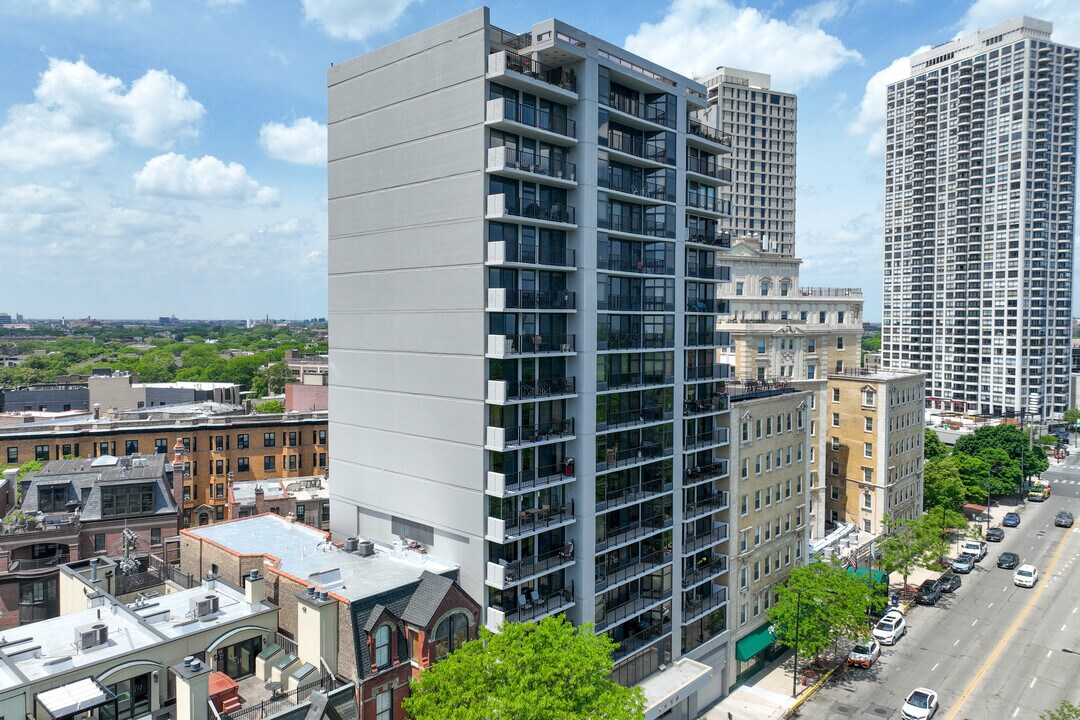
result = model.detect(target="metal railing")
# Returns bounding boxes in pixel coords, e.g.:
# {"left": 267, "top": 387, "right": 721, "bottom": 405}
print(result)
{"left": 601, "top": 333, "right": 674, "bottom": 351}
{"left": 683, "top": 396, "right": 728, "bottom": 416}
{"left": 685, "top": 331, "right": 720, "bottom": 347}
{"left": 686, "top": 191, "right": 731, "bottom": 215}
{"left": 505, "top": 376, "right": 576, "bottom": 400}
{"left": 601, "top": 255, "right": 674, "bottom": 275}
{"left": 497, "top": 147, "right": 577, "bottom": 181}
{"left": 602, "top": 173, "right": 674, "bottom": 202}
{"left": 496, "top": 499, "right": 575, "bottom": 536}
{"left": 501, "top": 547, "right": 575, "bottom": 584}
{"left": 599, "top": 295, "right": 675, "bottom": 312}
{"left": 682, "top": 556, "right": 728, "bottom": 588}
{"left": 613, "top": 620, "right": 672, "bottom": 662}
{"left": 596, "top": 549, "right": 672, "bottom": 592}
{"left": 599, "top": 442, "right": 673, "bottom": 470}
{"left": 686, "top": 231, "right": 732, "bottom": 248}
{"left": 489, "top": 97, "right": 575, "bottom": 137}
{"left": 499, "top": 418, "right": 575, "bottom": 446}
{"left": 498, "top": 333, "right": 576, "bottom": 354}
{"left": 602, "top": 213, "right": 676, "bottom": 239}
{"left": 596, "top": 588, "right": 672, "bottom": 631}
{"left": 604, "top": 92, "right": 675, "bottom": 129}
{"left": 489, "top": 242, "right": 575, "bottom": 268}
{"left": 497, "top": 197, "right": 577, "bottom": 224}
{"left": 502, "top": 51, "right": 577, "bottom": 92}
{"left": 601, "top": 372, "right": 674, "bottom": 390}
{"left": 500, "top": 583, "right": 575, "bottom": 624}
{"left": 275, "top": 632, "right": 298, "bottom": 657}
{"left": 683, "top": 586, "right": 728, "bottom": 621}
{"left": 687, "top": 156, "right": 732, "bottom": 181}
{"left": 687, "top": 119, "right": 731, "bottom": 146}
{"left": 683, "top": 524, "right": 729, "bottom": 554}
{"left": 221, "top": 674, "right": 338, "bottom": 720}
{"left": 8, "top": 553, "right": 70, "bottom": 571}
{"left": 683, "top": 492, "right": 729, "bottom": 520}
{"left": 596, "top": 515, "right": 673, "bottom": 553}
{"left": 597, "top": 479, "right": 673, "bottom": 512}
{"left": 599, "top": 405, "right": 669, "bottom": 430}
{"left": 499, "top": 289, "right": 576, "bottom": 310}
{"left": 607, "top": 133, "right": 670, "bottom": 164}
{"left": 684, "top": 459, "right": 727, "bottom": 483}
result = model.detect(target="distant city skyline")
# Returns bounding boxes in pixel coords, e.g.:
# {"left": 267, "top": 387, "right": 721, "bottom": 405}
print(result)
{"left": 1, "top": 0, "right": 1077, "bottom": 319}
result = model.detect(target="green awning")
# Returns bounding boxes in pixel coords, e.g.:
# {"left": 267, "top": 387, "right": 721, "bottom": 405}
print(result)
{"left": 846, "top": 567, "right": 888, "bottom": 584}
{"left": 735, "top": 623, "right": 776, "bottom": 662}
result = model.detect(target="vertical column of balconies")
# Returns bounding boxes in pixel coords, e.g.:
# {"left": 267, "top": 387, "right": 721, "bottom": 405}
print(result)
{"left": 483, "top": 36, "right": 582, "bottom": 631}
{"left": 595, "top": 70, "right": 681, "bottom": 679}
{"left": 680, "top": 122, "right": 734, "bottom": 654}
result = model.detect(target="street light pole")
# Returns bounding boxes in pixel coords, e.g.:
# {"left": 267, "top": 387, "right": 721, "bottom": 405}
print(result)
{"left": 986, "top": 466, "right": 993, "bottom": 533}
{"left": 792, "top": 588, "right": 802, "bottom": 698}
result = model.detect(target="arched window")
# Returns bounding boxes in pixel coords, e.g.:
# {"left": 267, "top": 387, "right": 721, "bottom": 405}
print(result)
{"left": 374, "top": 624, "right": 391, "bottom": 668}
{"left": 433, "top": 613, "right": 470, "bottom": 659}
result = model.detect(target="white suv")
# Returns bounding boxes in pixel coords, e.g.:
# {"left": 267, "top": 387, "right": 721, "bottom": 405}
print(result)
{"left": 1014, "top": 564, "right": 1038, "bottom": 588}
{"left": 872, "top": 609, "right": 907, "bottom": 645}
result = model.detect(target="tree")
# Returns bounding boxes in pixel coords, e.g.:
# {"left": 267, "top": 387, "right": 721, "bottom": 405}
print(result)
{"left": 402, "top": 615, "right": 645, "bottom": 720}
{"left": 924, "top": 428, "right": 949, "bottom": 461}
{"left": 767, "top": 563, "right": 876, "bottom": 662}
{"left": 877, "top": 515, "right": 936, "bottom": 588}
{"left": 923, "top": 506, "right": 969, "bottom": 567}
{"left": 255, "top": 399, "right": 285, "bottom": 414}
{"left": 976, "top": 447, "right": 1022, "bottom": 496}
{"left": 923, "top": 458, "right": 966, "bottom": 513}
{"left": 1042, "top": 700, "right": 1080, "bottom": 720}
{"left": 1063, "top": 408, "right": 1080, "bottom": 426}
{"left": 953, "top": 424, "right": 1047, "bottom": 477}
{"left": 252, "top": 362, "right": 293, "bottom": 396}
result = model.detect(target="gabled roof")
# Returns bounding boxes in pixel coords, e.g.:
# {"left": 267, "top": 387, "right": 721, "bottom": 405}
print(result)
{"left": 362, "top": 604, "right": 387, "bottom": 633}
{"left": 401, "top": 571, "right": 455, "bottom": 626}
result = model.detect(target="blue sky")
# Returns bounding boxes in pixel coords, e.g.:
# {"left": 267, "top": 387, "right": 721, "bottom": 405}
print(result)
{"left": 0, "top": 0, "right": 1077, "bottom": 321}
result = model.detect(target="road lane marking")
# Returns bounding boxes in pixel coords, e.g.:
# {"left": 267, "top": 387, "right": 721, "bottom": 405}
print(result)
{"left": 1031, "top": 678, "right": 1037, "bottom": 689}
{"left": 1048, "top": 650, "right": 1054, "bottom": 658}
{"left": 932, "top": 662, "right": 939, "bottom": 672}
{"left": 1014, "top": 708, "right": 1020, "bottom": 717}
{"left": 988, "top": 603, "right": 994, "bottom": 608}
{"left": 971, "top": 619, "right": 978, "bottom": 626}
{"left": 942, "top": 519, "right": 1073, "bottom": 720}
{"left": 954, "top": 639, "right": 960, "bottom": 646}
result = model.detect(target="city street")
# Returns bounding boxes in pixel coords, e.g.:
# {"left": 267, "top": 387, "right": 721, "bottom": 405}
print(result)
{"left": 794, "top": 492, "right": 1080, "bottom": 719}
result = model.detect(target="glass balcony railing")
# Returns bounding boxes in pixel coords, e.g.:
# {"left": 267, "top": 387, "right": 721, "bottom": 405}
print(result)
{"left": 683, "top": 395, "right": 729, "bottom": 416}
{"left": 504, "top": 376, "right": 576, "bottom": 400}
{"left": 684, "top": 365, "right": 725, "bottom": 381}
{"left": 685, "top": 331, "right": 720, "bottom": 347}
{"left": 683, "top": 427, "right": 728, "bottom": 451}
{"left": 686, "top": 264, "right": 716, "bottom": 279}
{"left": 599, "top": 441, "right": 673, "bottom": 470}
{"left": 683, "top": 585, "right": 728, "bottom": 622}
{"left": 487, "top": 500, "right": 576, "bottom": 542}
{"left": 488, "top": 98, "right": 576, "bottom": 138}
{"left": 486, "top": 582, "right": 575, "bottom": 630}
{"left": 488, "top": 546, "right": 575, "bottom": 588}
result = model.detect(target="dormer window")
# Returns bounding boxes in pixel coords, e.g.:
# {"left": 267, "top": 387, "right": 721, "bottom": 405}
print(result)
{"left": 433, "top": 612, "right": 470, "bottom": 660}
{"left": 374, "top": 624, "right": 391, "bottom": 668}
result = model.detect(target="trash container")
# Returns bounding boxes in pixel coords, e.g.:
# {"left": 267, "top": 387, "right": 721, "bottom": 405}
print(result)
{"left": 891, "top": 593, "right": 900, "bottom": 607}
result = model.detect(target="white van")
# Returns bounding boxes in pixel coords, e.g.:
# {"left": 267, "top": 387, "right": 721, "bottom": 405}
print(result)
{"left": 961, "top": 540, "right": 987, "bottom": 561}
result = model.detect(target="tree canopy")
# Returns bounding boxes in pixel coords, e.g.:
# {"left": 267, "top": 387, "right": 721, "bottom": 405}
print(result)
{"left": 402, "top": 616, "right": 645, "bottom": 720}
{"left": 767, "top": 562, "right": 879, "bottom": 661}
{"left": 1043, "top": 700, "right": 1080, "bottom": 720}
{"left": 924, "top": 428, "right": 949, "bottom": 461}
{"left": 953, "top": 424, "right": 1047, "bottom": 478}
{"left": 923, "top": 458, "right": 966, "bottom": 513}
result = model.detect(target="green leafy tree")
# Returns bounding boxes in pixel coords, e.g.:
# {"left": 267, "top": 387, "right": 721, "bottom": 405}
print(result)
{"left": 1042, "top": 700, "right": 1080, "bottom": 720}
{"left": 953, "top": 424, "right": 1047, "bottom": 477}
{"left": 402, "top": 615, "right": 645, "bottom": 720}
{"left": 977, "top": 447, "right": 1022, "bottom": 496}
{"left": 252, "top": 362, "right": 293, "bottom": 396}
{"left": 923, "top": 458, "right": 966, "bottom": 513}
{"left": 767, "top": 563, "right": 876, "bottom": 662}
{"left": 922, "top": 506, "right": 969, "bottom": 567}
{"left": 924, "top": 428, "right": 949, "bottom": 461}
{"left": 1063, "top": 409, "right": 1080, "bottom": 426}
{"left": 861, "top": 333, "right": 881, "bottom": 351}
{"left": 877, "top": 515, "right": 937, "bottom": 588}
{"left": 951, "top": 452, "right": 991, "bottom": 505}
{"left": 254, "top": 399, "right": 285, "bottom": 414}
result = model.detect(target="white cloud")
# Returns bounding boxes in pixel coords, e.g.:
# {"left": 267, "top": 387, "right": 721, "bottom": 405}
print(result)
{"left": 88, "top": 207, "right": 182, "bottom": 238}
{"left": 28, "top": 0, "right": 149, "bottom": 17}
{"left": 0, "top": 58, "right": 204, "bottom": 171}
{"left": 133, "top": 153, "right": 281, "bottom": 207}
{"left": 0, "top": 184, "right": 82, "bottom": 213}
{"left": 301, "top": 0, "right": 420, "bottom": 42}
{"left": 957, "top": 0, "right": 1080, "bottom": 46}
{"left": 258, "top": 117, "right": 326, "bottom": 166}
{"left": 847, "top": 52, "right": 924, "bottom": 155}
{"left": 624, "top": 0, "right": 861, "bottom": 91}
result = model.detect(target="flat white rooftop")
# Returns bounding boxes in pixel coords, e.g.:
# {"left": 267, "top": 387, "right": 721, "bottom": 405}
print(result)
{"left": 186, "top": 514, "right": 458, "bottom": 602}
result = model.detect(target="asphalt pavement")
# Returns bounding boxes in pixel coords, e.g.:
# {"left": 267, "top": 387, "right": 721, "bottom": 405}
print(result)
{"left": 793, "top": 491, "right": 1080, "bottom": 720}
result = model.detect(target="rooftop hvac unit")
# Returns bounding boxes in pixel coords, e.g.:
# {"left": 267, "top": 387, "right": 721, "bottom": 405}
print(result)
{"left": 357, "top": 540, "right": 375, "bottom": 557}
{"left": 76, "top": 623, "right": 109, "bottom": 650}
{"left": 343, "top": 537, "right": 359, "bottom": 553}
{"left": 190, "top": 594, "right": 220, "bottom": 618}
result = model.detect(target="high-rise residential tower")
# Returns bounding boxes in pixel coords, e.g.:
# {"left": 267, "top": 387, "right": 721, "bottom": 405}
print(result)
{"left": 881, "top": 17, "right": 1078, "bottom": 419}
{"left": 328, "top": 8, "right": 738, "bottom": 709}
{"left": 700, "top": 68, "right": 797, "bottom": 257}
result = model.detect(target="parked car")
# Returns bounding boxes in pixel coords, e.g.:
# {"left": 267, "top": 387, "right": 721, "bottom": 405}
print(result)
{"left": 901, "top": 687, "right": 939, "bottom": 719}
{"left": 1002, "top": 512, "right": 1021, "bottom": 527}
{"left": 986, "top": 527, "right": 1005, "bottom": 542}
{"left": 950, "top": 554, "right": 975, "bottom": 574}
{"left": 847, "top": 638, "right": 882, "bottom": 668}
{"left": 1014, "top": 564, "right": 1038, "bottom": 588}
{"left": 939, "top": 573, "right": 962, "bottom": 593}
{"left": 997, "top": 552, "right": 1020, "bottom": 569}
{"left": 872, "top": 609, "right": 907, "bottom": 645}
{"left": 915, "top": 578, "right": 942, "bottom": 605}
{"left": 1056, "top": 511, "right": 1075, "bottom": 528}
{"left": 960, "top": 540, "right": 987, "bottom": 561}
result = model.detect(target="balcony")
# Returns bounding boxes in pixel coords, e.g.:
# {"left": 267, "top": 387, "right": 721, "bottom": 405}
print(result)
{"left": 686, "top": 191, "right": 731, "bottom": 217}
{"left": 598, "top": 295, "right": 674, "bottom": 312}
{"left": 686, "top": 230, "right": 732, "bottom": 249}
{"left": 487, "top": 50, "right": 577, "bottom": 97}
{"left": 487, "top": 146, "right": 577, "bottom": 185}
{"left": 685, "top": 331, "right": 720, "bottom": 348}
{"left": 684, "top": 459, "right": 728, "bottom": 485}
{"left": 486, "top": 462, "right": 575, "bottom": 497}
{"left": 599, "top": 371, "right": 674, "bottom": 392}
{"left": 683, "top": 585, "right": 728, "bottom": 623}
{"left": 486, "top": 194, "right": 576, "bottom": 226}
{"left": 599, "top": 333, "right": 674, "bottom": 351}
{"left": 602, "top": 213, "right": 676, "bottom": 240}
{"left": 486, "top": 546, "right": 575, "bottom": 589}
{"left": 601, "top": 254, "right": 674, "bottom": 275}
{"left": 682, "top": 556, "right": 728, "bottom": 588}
{"left": 487, "top": 241, "right": 576, "bottom": 269}
{"left": 612, "top": 620, "right": 672, "bottom": 662}
{"left": 597, "top": 477, "right": 674, "bottom": 512}
{"left": 682, "top": 522, "right": 729, "bottom": 554}
{"left": 487, "top": 376, "right": 576, "bottom": 404}
{"left": 683, "top": 395, "right": 728, "bottom": 417}
{"left": 686, "top": 119, "right": 732, "bottom": 149}
{"left": 598, "top": 441, "right": 673, "bottom": 472}
{"left": 604, "top": 92, "right": 675, "bottom": 129}
{"left": 683, "top": 492, "right": 729, "bottom": 522}
{"left": 486, "top": 98, "right": 576, "bottom": 142}
{"left": 596, "top": 587, "right": 673, "bottom": 631}
{"left": 686, "top": 156, "right": 732, "bottom": 183}
{"left": 684, "top": 427, "right": 729, "bottom": 451}
{"left": 685, "top": 263, "right": 717, "bottom": 280}
{"left": 606, "top": 133, "right": 671, "bottom": 166}
{"left": 487, "top": 288, "right": 576, "bottom": 312}
{"left": 486, "top": 582, "right": 576, "bottom": 631}
{"left": 487, "top": 333, "right": 575, "bottom": 358}
{"left": 486, "top": 418, "right": 575, "bottom": 450}
{"left": 486, "top": 500, "right": 575, "bottom": 543}
{"left": 685, "top": 364, "right": 726, "bottom": 382}
{"left": 598, "top": 406, "right": 671, "bottom": 432}
{"left": 596, "top": 549, "right": 673, "bottom": 593}
{"left": 596, "top": 515, "right": 673, "bottom": 553}
{"left": 8, "top": 552, "right": 71, "bottom": 573}
{"left": 601, "top": 173, "right": 674, "bottom": 203}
